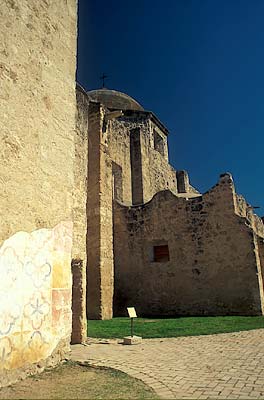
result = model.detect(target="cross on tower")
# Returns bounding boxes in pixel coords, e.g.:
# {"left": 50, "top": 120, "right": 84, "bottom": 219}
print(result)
{"left": 100, "top": 73, "right": 108, "bottom": 88}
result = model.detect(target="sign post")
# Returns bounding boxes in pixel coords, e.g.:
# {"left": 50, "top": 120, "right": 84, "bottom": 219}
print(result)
{"left": 123, "top": 307, "right": 142, "bottom": 345}
{"left": 131, "top": 316, "right": 134, "bottom": 337}
{"left": 127, "top": 307, "right": 137, "bottom": 337}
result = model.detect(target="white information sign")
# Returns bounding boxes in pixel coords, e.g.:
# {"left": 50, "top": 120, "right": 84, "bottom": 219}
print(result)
{"left": 127, "top": 307, "right": 137, "bottom": 318}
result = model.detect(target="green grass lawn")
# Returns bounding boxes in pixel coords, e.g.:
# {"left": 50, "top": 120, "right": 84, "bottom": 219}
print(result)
{"left": 88, "top": 316, "right": 264, "bottom": 339}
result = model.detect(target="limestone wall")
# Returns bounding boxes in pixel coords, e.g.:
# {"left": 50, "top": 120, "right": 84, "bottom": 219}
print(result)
{"left": 113, "top": 174, "right": 264, "bottom": 316}
{"left": 109, "top": 114, "right": 177, "bottom": 205}
{"left": 235, "top": 194, "right": 264, "bottom": 238}
{"left": 108, "top": 118, "right": 132, "bottom": 204}
{"left": 0, "top": 0, "right": 77, "bottom": 384}
{"left": 71, "top": 85, "right": 88, "bottom": 342}
{"left": 148, "top": 145, "right": 177, "bottom": 199}
{"left": 86, "top": 102, "right": 114, "bottom": 320}
{"left": 0, "top": 0, "right": 77, "bottom": 240}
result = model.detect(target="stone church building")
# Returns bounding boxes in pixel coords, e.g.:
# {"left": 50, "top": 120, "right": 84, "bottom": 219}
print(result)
{"left": 1, "top": 0, "right": 264, "bottom": 386}
{"left": 76, "top": 84, "right": 264, "bottom": 320}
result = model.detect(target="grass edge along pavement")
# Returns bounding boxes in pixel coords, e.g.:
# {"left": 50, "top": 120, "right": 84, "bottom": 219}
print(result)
{"left": 87, "top": 316, "right": 264, "bottom": 339}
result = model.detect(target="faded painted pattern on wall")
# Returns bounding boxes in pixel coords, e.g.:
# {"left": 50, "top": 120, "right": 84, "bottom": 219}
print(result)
{"left": 0, "top": 221, "right": 72, "bottom": 370}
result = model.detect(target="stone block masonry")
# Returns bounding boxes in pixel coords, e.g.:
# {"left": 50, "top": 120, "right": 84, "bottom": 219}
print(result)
{"left": 113, "top": 173, "right": 264, "bottom": 316}
{"left": 110, "top": 112, "right": 178, "bottom": 206}
{"left": 78, "top": 84, "right": 264, "bottom": 320}
{"left": 71, "top": 85, "right": 89, "bottom": 343}
{"left": 86, "top": 102, "right": 114, "bottom": 320}
{"left": 0, "top": 0, "right": 77, "bottom": 241}
{"left": 0, "top": 0, "right": 79, "bottom": 385}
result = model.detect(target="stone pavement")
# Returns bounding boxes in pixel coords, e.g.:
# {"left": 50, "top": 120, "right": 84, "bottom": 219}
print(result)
{"left": 71, "top": 329, "right": 264, "bottom": 399}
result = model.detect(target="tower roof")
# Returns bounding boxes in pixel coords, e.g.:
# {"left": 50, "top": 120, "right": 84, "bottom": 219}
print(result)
{"left": 87, "top": 88, "right": 144, "bottom": 111}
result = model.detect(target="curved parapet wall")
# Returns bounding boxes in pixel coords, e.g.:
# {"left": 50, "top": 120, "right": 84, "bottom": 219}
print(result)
{"left": 113, "top": 174, "right": 264, "bottom": 316}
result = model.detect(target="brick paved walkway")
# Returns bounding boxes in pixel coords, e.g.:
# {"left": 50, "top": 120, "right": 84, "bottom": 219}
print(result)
{"left": 71, "top": 329, "right": 264, "bottom": 399}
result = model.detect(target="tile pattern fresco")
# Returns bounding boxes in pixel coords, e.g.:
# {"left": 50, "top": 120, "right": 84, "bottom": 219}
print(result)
{"left": 0, "top": 221, "right": 72, "bottom": 370}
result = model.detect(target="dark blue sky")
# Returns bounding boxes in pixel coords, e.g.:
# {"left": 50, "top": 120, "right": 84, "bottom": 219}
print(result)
{"left": 77, "top": 0, "right": 264, "bottom": 215}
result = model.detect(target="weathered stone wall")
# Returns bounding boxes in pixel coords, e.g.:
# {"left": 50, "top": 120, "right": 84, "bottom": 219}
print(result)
{"left": 71, "top": 85, "right": 88, "bottom": 343}
{"left": 254, "top": 236, "right": 264, "bottom": 315}
{"left": 113, "top": 174, "right": 264, "bottom": 316}
{"left": 148, "top": 145, "right": 177, "bottom": 199}
{"left": 109, "top": 113, "right": 177, "bottom": 205}
{"left": 108, "top": 118, "right": 132, "bottom": 205}
{"left": 150, "top": 121, "right": 169, "bottom": 162}
{"left": 0, "top": 0, "right": 77, "bottom": 384}
{"left": 0, "top": 0, "right": 76, "bottom": 240}
{"left": 86, "top": 102, "right": 114, "bottom": 319}
{"left": 81, "top": 104, "right": 194, "bottom": 319}
{"left": 235, "top": 194, "right": 264, "bottom": 238}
